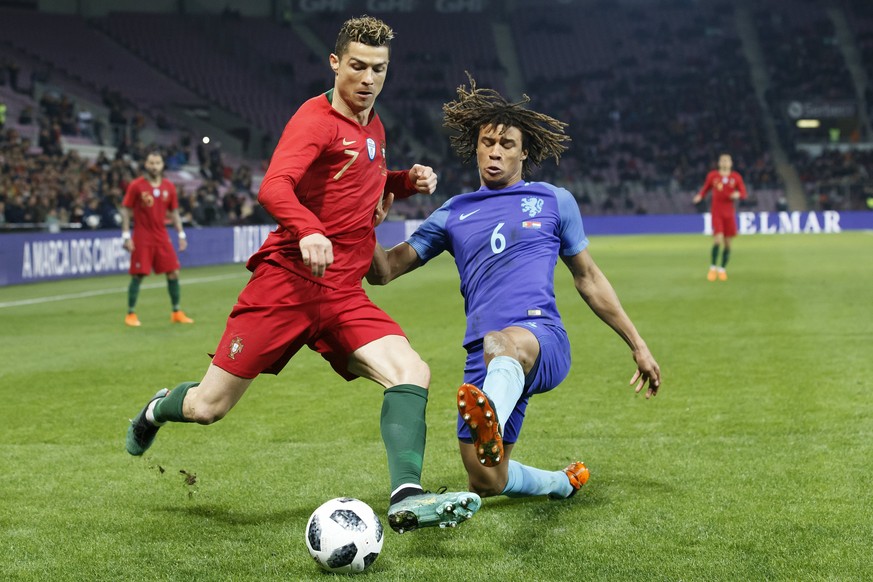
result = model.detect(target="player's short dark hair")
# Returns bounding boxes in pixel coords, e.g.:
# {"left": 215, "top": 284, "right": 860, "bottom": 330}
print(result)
{"left": 145, "top": 150, "right": 164, "bottom": 161}
{"left": 442, "top": 73, "right": 570, "bottom": 177}
{"left": 335, "top": 15, "right": 395, "bottom": 59}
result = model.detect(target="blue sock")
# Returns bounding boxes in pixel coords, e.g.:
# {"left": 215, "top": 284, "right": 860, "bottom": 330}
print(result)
{"left": 482, "top": 356, "right": 525, "bottom": 433}
{"left": 502, "top": 460, "right": 573, "bottom": 498}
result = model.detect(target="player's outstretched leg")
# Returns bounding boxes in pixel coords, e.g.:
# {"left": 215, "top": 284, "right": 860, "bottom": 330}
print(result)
{"left": 457, "top": 383, "right": 503, "bottom": 466}
{"left": 125, "top": 388, "right": 169, "bottom": 455}
{"left": 387, "top": 489, "right": 481, "bottom": 534}
{"left": 500, "top": 460, "right": 589, "bottom": 499}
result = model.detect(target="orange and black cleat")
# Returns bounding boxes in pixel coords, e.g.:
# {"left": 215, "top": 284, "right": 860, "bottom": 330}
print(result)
{"left": 554, "top": 461, "right": 590, "bottom": 499}
{"left": 125, "top": 313, "right": 141, "bottom": 327}
{"left": 457, "top": 383, "right": 503, "bottom": 467}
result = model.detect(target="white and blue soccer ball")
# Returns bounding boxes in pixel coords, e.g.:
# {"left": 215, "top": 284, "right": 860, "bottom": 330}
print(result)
{"left": 305, "top": 497, "right": 383, "bottom": 573}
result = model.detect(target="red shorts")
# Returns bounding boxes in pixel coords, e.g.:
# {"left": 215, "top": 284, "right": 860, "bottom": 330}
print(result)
{"left": 129, "top": 239, "right": 180, "bottom": 275}
{"left": 213, "top": 261, "right": 405, "bottom": 380}
{"left": 711, "top": 212, "right": 738, "bottom": 237}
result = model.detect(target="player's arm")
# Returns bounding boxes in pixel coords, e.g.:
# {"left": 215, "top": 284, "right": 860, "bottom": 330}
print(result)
{"left": 374, "top": 192, "right": 393, "bottom": 227}
{"left": 367, "top": 242, "right": 422, "bottom": 285}
{"left": 258, "top": 110, "right": 332, "bottom": 276}
{"left": 692, "top": 173, "right": 712, "bottom": 205}
{"left": 561, "top": 249, "right": 661, "bottom": 398}
{"left": 120, "top": 206, "right": 134, "bottom": 252}
{"left": 384, "top": 164, "right": 437, "bottom": 199}
{"left": 120, "top": 184, "right": 135, "bottom": 252}
{"left": 169, "top": 208, "right": 187, "bottom": 252}
{"left": 732, "top": 173, "right": 748, "bottom": 201}
{"left": 367, "top": 188, "right": 427, "bottom": 283}
{"left": 368, "top": 201, "right": 448, "bottom": 285}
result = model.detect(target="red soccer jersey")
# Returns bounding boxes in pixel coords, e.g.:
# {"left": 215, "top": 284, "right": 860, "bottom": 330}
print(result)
{"left": 250, "top": 91, "right": 416, "bottom": 289}
{"left": 697, "top": 170, "right": 747, "bottom": 216}
{"left": 122, "top": 176, "right": 178, "bottom": 242}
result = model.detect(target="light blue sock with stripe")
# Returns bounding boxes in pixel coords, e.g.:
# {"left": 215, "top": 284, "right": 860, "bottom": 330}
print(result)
{"left": 482, "top": 355, "right": 525, "bottom": 432}
{"left": 502, "top": 460, "right": 573, "bottom": 498}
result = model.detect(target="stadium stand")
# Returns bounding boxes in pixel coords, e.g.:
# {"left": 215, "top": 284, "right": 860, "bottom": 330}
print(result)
{"left": 2, "top": 0, "right": 873, "bottom": 231}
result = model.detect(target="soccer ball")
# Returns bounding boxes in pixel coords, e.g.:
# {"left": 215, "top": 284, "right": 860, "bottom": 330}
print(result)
{"left": 305, "top": 497, "right": 384, "bottom": 573}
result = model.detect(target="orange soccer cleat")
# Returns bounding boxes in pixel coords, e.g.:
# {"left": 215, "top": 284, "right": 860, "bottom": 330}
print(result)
{"left": 457, "top": 383, "right": 503, "bottom": 467}
{"left": 718, "top": 269, "right": 728, "bottom": 281}
{"left": 170, "top": 311, "right": 194, "bottom": 324}
{"left": 124, "top": 313, "right": 141, "bottom": 327}
{"left": 549, "top": 461, "right": 590, "bottom": 499}
{"left": 707, "top": 267, "right": 718, "bottom": 282}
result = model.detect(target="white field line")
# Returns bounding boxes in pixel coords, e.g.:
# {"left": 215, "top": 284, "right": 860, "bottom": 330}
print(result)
{"left": 0, "top": 273, "right": 245, "bottom": 309}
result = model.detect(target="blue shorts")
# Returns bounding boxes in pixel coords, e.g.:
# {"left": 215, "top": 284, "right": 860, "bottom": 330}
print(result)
{"left": 457, "top": 321, "right": 571, "bottom": 445}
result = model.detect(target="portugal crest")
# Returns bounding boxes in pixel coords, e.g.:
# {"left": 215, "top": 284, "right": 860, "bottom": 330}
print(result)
{"left": 228, "top": 336, "right": 244, "bottom": 360}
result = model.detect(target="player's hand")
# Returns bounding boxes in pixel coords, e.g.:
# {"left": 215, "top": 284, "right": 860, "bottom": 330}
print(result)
{"left": 123, "top": 239, "right": 134, "bottom": 253}
{"left": 374, "top": 192, "right": 394, "bottom": 227}
{"left": 299, "top": 232, "right": 334, "bottom": 277}
{"left": 629, "top": 346, "right": 661, "bottom": 399}
{"left": 692, "top": 195, "right": 702, "bottom": 205}
{"left": 179, "top": 237, "right": 188, "bottom": 252}
{"left": 730, "top": 192, "right": 740, "bottom": 200}
{"left": 408, "top": 164, "right": 437, "bottom": 195}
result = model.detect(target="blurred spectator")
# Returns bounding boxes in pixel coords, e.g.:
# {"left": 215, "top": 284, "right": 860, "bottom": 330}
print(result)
{"left": 6, "top": 60, "right": 20, "bottom": 92}
{"left": 18, "top": 106, "right": 33, "bottom": 125}
{"left": 3, "top": 1, "right": 873, "bottom": 225}
{"left": 231, "top": 164, "right": 252, "bottom": 193}
{"left": 77, "top": 109, "right": 94, "bottom": 139}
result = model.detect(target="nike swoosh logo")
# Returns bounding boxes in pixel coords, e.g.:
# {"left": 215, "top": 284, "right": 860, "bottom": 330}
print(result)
{"left": 342, "top": 138, "right": 356, "bottom": 146}
{"left": 459, "top": 209, "right": 481, "bottom": 220}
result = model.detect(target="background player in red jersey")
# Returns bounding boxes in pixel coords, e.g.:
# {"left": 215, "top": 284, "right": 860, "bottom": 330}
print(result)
{"left": 124, "top": 15, "right": 480, "bottom": 533}
{"left": 120, "top": 151, "right": 193, "bottom": 326}
{"left": 693, "top": 153, "right": 747, "bottom": 281}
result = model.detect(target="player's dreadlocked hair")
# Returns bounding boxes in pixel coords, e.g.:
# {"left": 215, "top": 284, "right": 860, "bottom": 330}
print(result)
{"left": 335, "top": 15, "right": 395, "bottom": 58}
{"left": 443, "top": 74, "right": 570, "bottom": 176}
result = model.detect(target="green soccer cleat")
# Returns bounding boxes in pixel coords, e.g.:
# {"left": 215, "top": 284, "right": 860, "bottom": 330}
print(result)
{"left": 126, "top": 388, "right": 169, "bottom": 456}
{"left": 387, "top": 489, "right": 481, "bottom": 534}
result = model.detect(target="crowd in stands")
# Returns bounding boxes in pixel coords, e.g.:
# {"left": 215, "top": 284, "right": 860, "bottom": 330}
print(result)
{"left": 3, "top": 1, "right": 873, "bottom": 232}
{"left": 794, "top": 148, "right": 873, "bottom": 210}
{"left": 389, "top": 1, "right": 782, "bottom": 216}
{"left": 0, "top": 86, "right": 270, "bottom": 231}
{"left": 0, "top": 124, "right": 271, "bottom": 231}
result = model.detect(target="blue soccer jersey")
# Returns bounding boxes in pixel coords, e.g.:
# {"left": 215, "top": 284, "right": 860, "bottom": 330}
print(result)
{"left": 407, "top": 180, "right": 588, "bottom": 347}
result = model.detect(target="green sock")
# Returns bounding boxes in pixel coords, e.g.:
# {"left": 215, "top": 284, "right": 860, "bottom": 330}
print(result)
{"left": 710, "top": 244, "right": 720, "bottom": 266}
{"left": 128, "top": 277, "right": 142, "bottom": 312}
{"left": 167, "top": 278, "right": 181, "bottom": 311}
{"left": 721, "top": 249, "right": 731, "bottom": 268}
{"left": 381, "top": 384, "right": 428, "bottom": 493}
{"left": 153, "top": 382, "right": 199, "bottom": 423}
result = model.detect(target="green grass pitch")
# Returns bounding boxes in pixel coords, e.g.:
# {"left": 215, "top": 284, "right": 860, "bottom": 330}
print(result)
{"left": 1, "top": 232, "right": 871, "bottom": 580}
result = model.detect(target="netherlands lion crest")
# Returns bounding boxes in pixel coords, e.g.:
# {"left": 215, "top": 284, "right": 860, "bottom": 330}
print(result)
{"left": 228, "top": 336, "right": 244, "bottom": 360}
{"left": 521, "top": 197, "right": 544, "bottom": 217}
